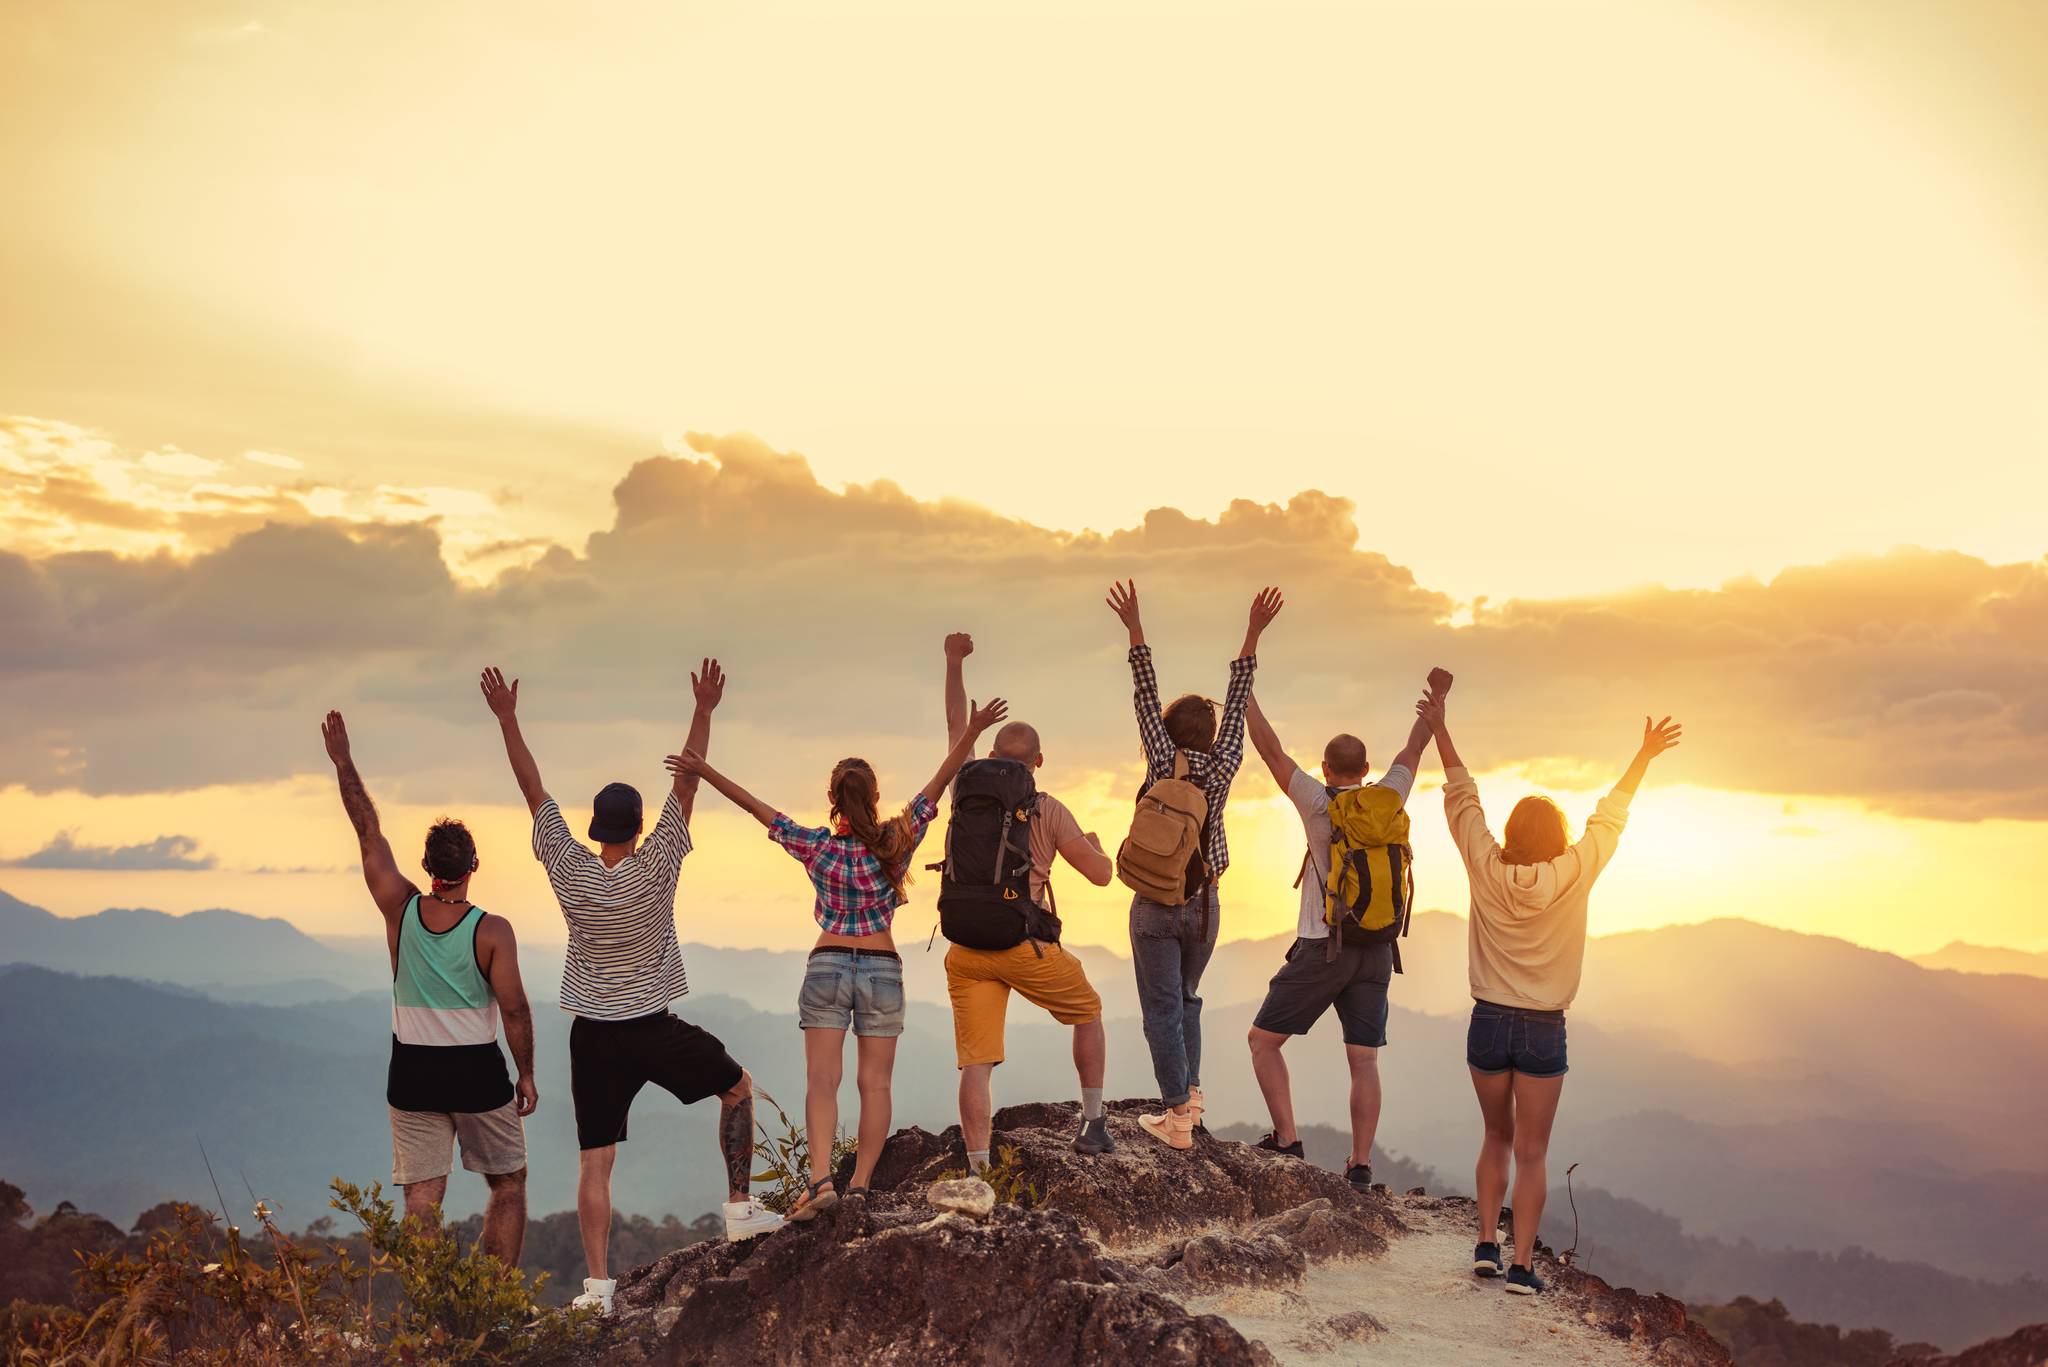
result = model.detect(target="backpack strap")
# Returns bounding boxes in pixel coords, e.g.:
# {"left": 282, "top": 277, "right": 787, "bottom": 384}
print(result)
{"left": 1170, "top": 751, "right": 1190, "bottom": 782}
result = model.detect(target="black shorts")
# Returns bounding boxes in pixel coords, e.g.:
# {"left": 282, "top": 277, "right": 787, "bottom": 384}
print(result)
{"left": 1251, "top": 937, "right": 1393, "bottom": 1048}
{"left": 1466, "top": 1000, "right": 1568, "bottom": 1078}
{"left": 569, "top": 1011, "right": 744, "bottom": 1150}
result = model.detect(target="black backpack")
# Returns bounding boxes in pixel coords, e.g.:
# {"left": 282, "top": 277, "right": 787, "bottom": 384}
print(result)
{"left": 932, "top": 758, "right": 1061, "bottom": 951}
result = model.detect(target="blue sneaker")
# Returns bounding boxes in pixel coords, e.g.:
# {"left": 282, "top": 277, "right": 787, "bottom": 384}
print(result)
{"left": 1473, "top": 1241, "right": 1503, "bottom": 1277}
{"left": 1504, "top": 1263, "right": 1546, "bottom": 1296}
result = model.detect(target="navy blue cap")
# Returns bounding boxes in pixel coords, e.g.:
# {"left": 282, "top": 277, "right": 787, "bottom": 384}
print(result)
{"left": 588, "top": 782, "right": 644, "bottom": 843}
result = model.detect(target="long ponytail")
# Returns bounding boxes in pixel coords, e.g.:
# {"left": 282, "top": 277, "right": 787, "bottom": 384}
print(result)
{"left": 829, "top": 758, "right": 918, "bottom": 894}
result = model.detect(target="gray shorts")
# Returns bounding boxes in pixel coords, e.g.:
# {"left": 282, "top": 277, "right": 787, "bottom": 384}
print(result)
{"left": 798, "top": 947, "right": 906, "bottom": 1037}
{"left": 1251, "top": 937, "right": 1393, "bottom": 1048}
{"left": 389, "top": 1101, "right": 526, "bottom": 1186}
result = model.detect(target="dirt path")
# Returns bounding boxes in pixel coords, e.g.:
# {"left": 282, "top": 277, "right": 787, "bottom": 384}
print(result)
{"left": 1181, "top": 1196, "right": 1655, "bottom": 1365}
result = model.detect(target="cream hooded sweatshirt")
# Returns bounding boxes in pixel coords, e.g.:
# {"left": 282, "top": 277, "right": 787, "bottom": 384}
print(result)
{"left": 1442, "top": 765, "right": 1632, "bottom": 1012}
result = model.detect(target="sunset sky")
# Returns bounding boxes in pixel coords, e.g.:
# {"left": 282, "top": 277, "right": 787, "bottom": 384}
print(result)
{"left": 3, "top": 0, "right": 2044, "bottom": 960}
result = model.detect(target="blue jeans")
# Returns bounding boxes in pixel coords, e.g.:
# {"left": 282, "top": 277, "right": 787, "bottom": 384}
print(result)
{"left": 797, "top": 948, "right": 906, "bottom": 1038}
{"left": 1129, "top": 888, "right": 1219, "bottom": 1108}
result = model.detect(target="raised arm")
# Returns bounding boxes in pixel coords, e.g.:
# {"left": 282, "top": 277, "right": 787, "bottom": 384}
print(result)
{"left": 478, "top": 915, "right": 538, "bottom": 1117}
{"left": 1616, "top": 716, "right": 1683, "bottom": 794}
{"left": 320, "top": 711, "right": 416, "bottom": 920}
{"left": 480, "top": 667, "right": 547, "bottom": 815}
{"left": 1418, "top": 689, "right": 1464, "bottom": 772}
{"left": 919, "top": 697, "right": 1009, "bottom": 806}
{"left": 664, "top": 751, "right": 777, "bottom": 828}
{"left": 1390, "top": 667, "right": 1455, "bottom": 774}
{"left": 1109, "top": 580, "right": 1173, "bottom": 767}
{"left": 1244, "top": 692, "right": 1299, "bottom": 792}
{"left": 944, "top": 633, "right": 973, "bottom": 745}
{"left": 1417, "top": 691, "right": 1495, "bottom": 870}
{"left": 1207, "top": 588, "right": 1278, "bottom": 781}
{"left": 673, "top": 659, "right": 724, "bottom": 824}
{"left": 1238, "top": 585, "right": 1283, "bottom": 662}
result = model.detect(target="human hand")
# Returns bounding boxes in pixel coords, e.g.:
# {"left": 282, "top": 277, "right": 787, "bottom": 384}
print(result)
{"left": 967, "top": 697, "right": 1009, "bottom": 735}
{"left": 479, "top": 666, "right": 519, "bottom": 720}
{"left": 1247, "top": 586, "right": 1285, "bottom": 637}
{"left": 1415, "top": 693, "right": 1447, "bottom": 734}
{"left": 515, "top": 1073, "right": 538, "bottom": 1117}
{"left": 692, "top": 658, "right": 726, "bottom": 711}
{"left": 321, "top": 710, "right": 352, "bottom": 765}
{"left": 945, "top": 632, "right": 974, "bottom": 662}
{"left": 1427, "top": 666, "right": 1453, "bottom": 698}
{"left": 1639, "top": 716, "right": 1683, "bottom": 759}
{"left": 664, "top": 749, "right": 708, "bottom": 779}
{"left": 1105, "top": 580, "right": 1143, "bottom": 641}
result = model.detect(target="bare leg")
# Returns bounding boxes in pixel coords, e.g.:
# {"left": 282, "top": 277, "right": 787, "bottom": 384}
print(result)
{"left": 1470, "top": 1068, "right": 1514, "bottom": 1246}
{"left": 481, "top": 1167, "right": 527, "bottom": 1266}
{"left": 802, "top": 1029, "right": 846, "bottom": 1185}
{"left": 1343, "top": 1044, "right": 1381, "bottom": 1169}
{"left": 1247, "top": 1026, "right": 1297, "bottom": 1144}
{"left": 851, "top": 1035, "right": 897, "bottom": 1188}
{"left": 959, "top": 1063, "right": 995, "bottom": 1154}
{"left": 717, "top": 1069, "right": 755, "bottom": 1204}
{"left": 401, "top": 1174, "right": 447, "bottom": 1227}
{"left": 1072, "top": 1019, "right": 1106, "bottom": 1090}
{"left": 1508, "top": 1072, "right": 1564, "bottom": 1268}
{"left": 577, "top": 1146, "right": 616, "bottom": 1281}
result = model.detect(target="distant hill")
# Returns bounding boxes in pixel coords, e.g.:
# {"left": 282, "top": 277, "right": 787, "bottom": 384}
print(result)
{"left": 0, "top": 889, "right": 380, "bottom": 990}
{"left": 1912, "top": 941, "right": 2048, "bottom": 980}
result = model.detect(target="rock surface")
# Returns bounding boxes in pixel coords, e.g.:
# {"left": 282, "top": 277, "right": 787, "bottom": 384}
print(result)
{"left": 562, "top": 1099, "right": 1734, "bottom": 1366}
{"left": 926, "top": 1177, "right": 995, "bottom": 1218}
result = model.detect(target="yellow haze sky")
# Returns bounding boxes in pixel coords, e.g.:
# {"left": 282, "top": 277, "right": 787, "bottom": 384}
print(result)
{"left": 2, "top": 0, "right": 2045, "bottom": 958}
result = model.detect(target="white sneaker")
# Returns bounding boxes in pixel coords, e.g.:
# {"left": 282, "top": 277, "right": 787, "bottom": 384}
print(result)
{"left": 723, "top": 1198, "right": 785, "bottom": 1242}
{"left": 571, "top": 1277, "right": 615, "bottom": 1315}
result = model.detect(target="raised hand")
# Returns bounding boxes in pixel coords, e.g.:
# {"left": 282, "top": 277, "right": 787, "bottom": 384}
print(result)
{"left": 1248, "top": 586, "right": 1284, "bottom": 635}
{"left": 664, "top": 750, "right": 708, "bottom": 779}
{"left": 479, "top": 666, "right": 519, "bottom": 719}
{"left": 1415, "top": 693, "right": 1446, "bottom": 733}
{"left": 1639, "top": 716, "right": 1683, "bottom": 759}
{"left": 967, "top": 697, "right": 1009, "bottom": 735}
{"left": 945, "top": 632, "right": 975, "bottom": 662}
{"left": 1427, "top": 666, "right": 1454, "bottom": 698}
{"left": 1105, "top": 580, "right": 1144, "bottom": 644}
{"left": 321, "top": 710, "right": 352, "bottom": 766}
{"left": 692, "top": 658, "right": 726, "bottom": 711}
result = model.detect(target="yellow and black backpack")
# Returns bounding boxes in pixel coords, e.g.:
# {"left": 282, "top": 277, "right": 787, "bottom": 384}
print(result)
{"left": 1298, "top": 784, "right": 1414, "bottom": 968}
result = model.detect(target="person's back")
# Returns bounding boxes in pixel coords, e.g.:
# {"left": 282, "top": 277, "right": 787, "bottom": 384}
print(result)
{"left": 390, "top": 893, "right": 513, "bottom": 1106}
{"left": 533, "top": 781, "right": 692, "bottom": 1020}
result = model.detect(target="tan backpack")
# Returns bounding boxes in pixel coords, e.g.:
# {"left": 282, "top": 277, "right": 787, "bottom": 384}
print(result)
{"left": 1116, "top": 753, "right": 1209, "bottom": 903}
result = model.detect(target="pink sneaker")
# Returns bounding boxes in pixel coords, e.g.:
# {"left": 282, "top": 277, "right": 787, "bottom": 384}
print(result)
{"left": 1138, "top": 1104, "right": 1196, "bottom": 1151}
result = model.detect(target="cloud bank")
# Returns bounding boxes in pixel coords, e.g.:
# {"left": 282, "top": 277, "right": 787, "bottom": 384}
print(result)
{"left": 2, "top": 422, "right": 2043, "bottom": 820}
{"left": 8, "top": 832, "right": 216, "bottom": 871}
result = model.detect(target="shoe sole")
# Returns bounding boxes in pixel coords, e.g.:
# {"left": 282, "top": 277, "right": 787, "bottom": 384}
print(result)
{"left": 725, "top": 1223, "right": 780, "bottom": 1241}
{"left": 1504, "top": 1282, "right": 1538, "bottom": 1296}
{"left": 789, "top": 1189, "right": 839, "bottom": 1223}
{"left": 1136, "top": 1117, "right": 1192, "bottom": 1150}
{"left": 1072, "top": 1141, "right": 1115, "bottom": 1155}
{"left": 1473, "top": 1264, "right": 1501, "bottom": 1277}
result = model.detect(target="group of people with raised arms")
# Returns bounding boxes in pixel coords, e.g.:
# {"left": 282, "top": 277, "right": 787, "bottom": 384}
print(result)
{"left": 320, "top": 581, "right": 1679, "bottom": 1314}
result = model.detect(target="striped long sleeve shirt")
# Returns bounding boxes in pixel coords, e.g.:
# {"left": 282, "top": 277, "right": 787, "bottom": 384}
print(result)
{"left": 1129, "top": 644, "right": 1257, "bottom": 880}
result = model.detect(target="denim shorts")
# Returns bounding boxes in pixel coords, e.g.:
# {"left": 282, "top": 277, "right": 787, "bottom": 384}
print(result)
{"left": 1466, "top": 1000, "right": 1568, "bottom": 1078}
{"left": 798, "top": 947, "right": 906, "bottom": 1037}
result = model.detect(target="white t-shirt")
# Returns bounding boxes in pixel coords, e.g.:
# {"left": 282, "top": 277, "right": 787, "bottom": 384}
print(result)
{"left": 1287, "top": 763, "right": 1415, "bottom": 939}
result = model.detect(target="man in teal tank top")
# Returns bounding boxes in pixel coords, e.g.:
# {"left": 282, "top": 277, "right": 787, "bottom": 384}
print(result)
{"left": 322, "top": 710, "right": 538, "bottom": 1268}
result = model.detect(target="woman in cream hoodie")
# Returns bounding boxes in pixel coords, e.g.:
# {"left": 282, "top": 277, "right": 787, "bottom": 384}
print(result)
{"left": 1416, "top": 693, "right": 1682, "bottom": 1297}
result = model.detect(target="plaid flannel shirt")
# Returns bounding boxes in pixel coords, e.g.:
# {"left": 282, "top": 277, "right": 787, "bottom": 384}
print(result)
{"left": 768, "top": 792, "right": 938, "bottom": 937}
{"left": 1129, "top": 644, "right": 1257, "bottom": 882}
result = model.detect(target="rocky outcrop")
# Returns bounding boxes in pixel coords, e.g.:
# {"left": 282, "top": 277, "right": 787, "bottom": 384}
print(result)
{"left": 1890, "top": 1323, "right": 2048, "bottom": 1367}
{"left": 571, "top": 1101, "right": 1733, "bottom": 1366}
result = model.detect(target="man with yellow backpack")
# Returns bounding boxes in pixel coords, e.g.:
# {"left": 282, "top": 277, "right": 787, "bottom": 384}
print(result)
{"left": 1242, "top": 667, "right": 1452, "bottom": 1190}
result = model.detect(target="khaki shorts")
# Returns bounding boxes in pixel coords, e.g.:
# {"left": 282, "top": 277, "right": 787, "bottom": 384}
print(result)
{"left": 946, "top": 942, "right": 1102, "bottom": 1068}
{"left": 389, "top": 1102, "right": 527, "bottom": 1186}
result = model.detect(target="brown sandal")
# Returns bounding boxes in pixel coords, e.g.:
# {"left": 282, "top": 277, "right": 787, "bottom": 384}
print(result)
{"left": 790, "top": 1177, "right": 839, "bottom": 1222}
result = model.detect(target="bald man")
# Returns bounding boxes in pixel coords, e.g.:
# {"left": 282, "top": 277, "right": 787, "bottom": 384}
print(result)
{"left": 941, "top": 632, "right": 1117, "bottom": 1166}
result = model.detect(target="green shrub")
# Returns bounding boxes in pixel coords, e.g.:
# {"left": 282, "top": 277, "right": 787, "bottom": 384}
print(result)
{"left": 749, "top": 1088, "right": 858, "bottom": 1217}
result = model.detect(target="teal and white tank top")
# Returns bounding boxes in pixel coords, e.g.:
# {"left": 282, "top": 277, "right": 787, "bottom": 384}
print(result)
{"left": 387, "top": 894, "right": 513, "bottom": 1113}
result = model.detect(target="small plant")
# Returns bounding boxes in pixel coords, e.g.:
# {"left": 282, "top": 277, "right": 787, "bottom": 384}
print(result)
{"left": 749, "top": 1088, "right": 858, "bottom": 1216}
{"left": 5, "top": 1184, "right": 596, "bottom": 1366}
{"left": 934, "top": 1145, "right": 1039, "bottom": 1209}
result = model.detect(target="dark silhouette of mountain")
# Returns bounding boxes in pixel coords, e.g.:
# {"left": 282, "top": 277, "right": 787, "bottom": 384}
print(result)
{"left": 0, "top": 889, "right": 376, "bottom": 987}
{"left": 1692, "top": 1296, "right": 1938, "bottom": 1366}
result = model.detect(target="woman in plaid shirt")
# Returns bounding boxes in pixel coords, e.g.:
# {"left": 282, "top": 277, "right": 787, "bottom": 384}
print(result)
{"left": 666, "top": 692, "right": 1007, "bottom": 1217}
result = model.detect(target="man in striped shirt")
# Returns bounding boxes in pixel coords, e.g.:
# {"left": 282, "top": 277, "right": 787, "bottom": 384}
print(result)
{"left": 482, "top": 660, "right": 780, "bottom": 1317}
